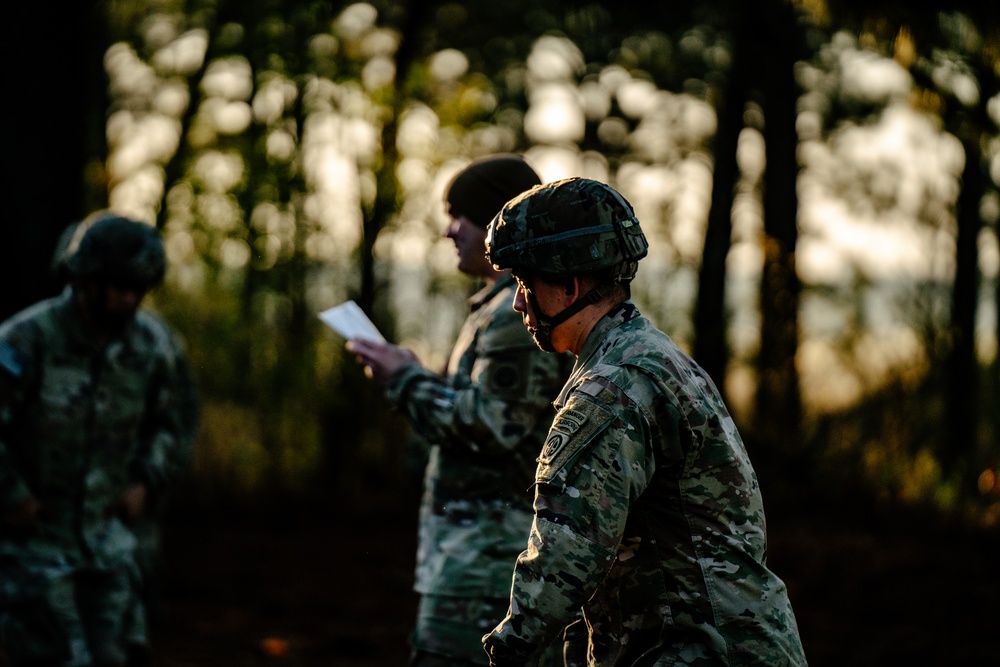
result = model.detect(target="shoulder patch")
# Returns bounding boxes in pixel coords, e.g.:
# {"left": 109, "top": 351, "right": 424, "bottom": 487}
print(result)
{"left": 0, "top": 342, "right": 23, "bottom": 378}
{"left": 491, "top": 361, "right": 521, "bottom": 390}
{"left": 538, "top": 408, "right": 588, "bottom": 463}
{"left": 477, "top": 354, "right": 529, "bottom": 398}
{"left": 536, "top": 397, "right": 615, "bottom": 484}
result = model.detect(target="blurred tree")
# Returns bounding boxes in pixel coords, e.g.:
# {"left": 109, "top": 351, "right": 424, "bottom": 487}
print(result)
{"left": 692, "top": 3, "right": 746, "bottom": 395}
{"left": 820, "top": 0, "right": 1000, "bottom": 490}
{"left": 755, "top": 0, "right": 808, "bottom": 448}
{"left": 691, "top": 0, "right": 808, "bottom": 447}
{"left": 20, "top": 0, "right": 991, "bottom": 522}
{"left": 912, "top": 16, "right": 1000, "bottom": 482}
{"left": 358, "top": 0, "right": 432, "bottom": 331}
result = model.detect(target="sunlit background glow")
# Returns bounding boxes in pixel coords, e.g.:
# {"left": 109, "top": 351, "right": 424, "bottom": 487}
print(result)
{"left": 104, "top": 6, "right": 998, "bottom": 391}
{"left": 92, "top": 1, "right": 1000, "bottom": 513}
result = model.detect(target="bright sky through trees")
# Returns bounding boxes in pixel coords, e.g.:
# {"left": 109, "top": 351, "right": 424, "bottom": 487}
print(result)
{"left": 99, "top": 3, "right": 997, "bottom": 419}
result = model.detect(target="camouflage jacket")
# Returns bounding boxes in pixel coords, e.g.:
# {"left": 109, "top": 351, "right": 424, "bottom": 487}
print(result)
{"left": 484, "top": 302, "right": 807, "bottom": 666}
{"left": 0, "top": 290, "right": 198, "bottom": 572}
{"left": 386, "top": 275, "right": 571, "bottom": 598}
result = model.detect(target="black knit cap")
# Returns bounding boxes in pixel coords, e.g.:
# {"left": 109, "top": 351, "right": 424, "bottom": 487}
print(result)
{"left": 444, "top": 154, "right": 541, "bottom": 228}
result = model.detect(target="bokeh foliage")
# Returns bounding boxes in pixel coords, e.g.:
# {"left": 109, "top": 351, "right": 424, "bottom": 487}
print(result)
{"left": 27, "top": 0, "right": 1000, "bottom": 525}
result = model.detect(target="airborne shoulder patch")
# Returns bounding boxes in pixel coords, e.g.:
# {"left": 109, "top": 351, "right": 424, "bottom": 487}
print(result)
{"left": 536, "top": 397, "right": 615, "bottom": 485}
{"left": 538, "top": 408, "right": 588, "bottom": 464}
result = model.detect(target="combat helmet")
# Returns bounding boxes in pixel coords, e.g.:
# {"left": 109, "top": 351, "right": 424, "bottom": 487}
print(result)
{"left": 485, "top": 176, "right": 648, "bottom": 282}
{"left": 485, "top": 177, "right": 649, "bottom": 350}
{"left": 63, "top": 211, "right": 166, "bottom": 288}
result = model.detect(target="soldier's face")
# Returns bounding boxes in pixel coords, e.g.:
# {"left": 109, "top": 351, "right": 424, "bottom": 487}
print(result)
{"left": 513, "top": 273, "right": 573, "bottom": 352}
{"left": 77, "top": 280, "right": 147, "bottom": 332}
{"left": 104, "top": 282, "right": 146, "bottom": 319}
{"left": 445, "top": 214, "right": 493, "bottom": 278}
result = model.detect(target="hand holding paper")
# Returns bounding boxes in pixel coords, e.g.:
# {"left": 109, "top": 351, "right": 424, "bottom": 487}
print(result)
{"left": 345, "top": 337, "right": 419, "bottom": 386}
{"left": 322, "top": 301, "right": 421, "bottom": 386}
{"left": 318, "top": 301, "right": 386, "bottom": 342}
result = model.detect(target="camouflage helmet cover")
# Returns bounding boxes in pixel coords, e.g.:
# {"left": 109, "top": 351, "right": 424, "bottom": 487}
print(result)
{"left": 485, "top": 177, "right": 648, "bottom": 281}
{"left": 63, "top": 211, "right": 166, "bottom": 287}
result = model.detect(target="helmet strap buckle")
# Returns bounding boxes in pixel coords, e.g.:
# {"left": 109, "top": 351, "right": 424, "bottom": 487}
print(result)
{"left": 529, "top": 281, "right": 612, "bottom": 352}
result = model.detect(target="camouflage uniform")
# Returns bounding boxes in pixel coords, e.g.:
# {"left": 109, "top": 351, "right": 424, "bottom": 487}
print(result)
{"left": 0, "top": 289, "right": 198, "bottom": 665}
{"left": 482, "top": 177, "right": 806, "bottom": 666}
{"left": 482, "top": 302, "right": 807, "bottom": 666}
{"left": 384, "top": 275, "right": 572, "bottom": 665}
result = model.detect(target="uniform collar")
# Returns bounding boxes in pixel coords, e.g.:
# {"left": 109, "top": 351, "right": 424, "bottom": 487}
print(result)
{"left": 555, "top": 300, "right": 640, "bottom": 408}
{"left": 575, "top": 299, "right": 640, "bottom": 364}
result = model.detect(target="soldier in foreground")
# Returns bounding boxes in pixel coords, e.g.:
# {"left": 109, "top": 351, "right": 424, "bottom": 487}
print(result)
{"left": 347, "top": 155, "right": 573, "bottom": 666}
{"left": 481, "top": 177, "right": 808, "bottom": 666}
{"left": 0, "top": 213, "right": 198, "bottom": 666}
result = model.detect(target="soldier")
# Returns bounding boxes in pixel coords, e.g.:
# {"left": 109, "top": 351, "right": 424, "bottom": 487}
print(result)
{"left": 346, "top": 155, "right": 574, "bottom": 666}
{"left": 0, "top": 212, "right": 199, "bottom": 666}
{"left": 481, "top": 177, "right": 808, "bottom": 666}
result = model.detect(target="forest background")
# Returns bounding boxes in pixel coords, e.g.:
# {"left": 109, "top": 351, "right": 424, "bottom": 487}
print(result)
{"left": 1, "top": 0, "right": 998, "bottom": 664}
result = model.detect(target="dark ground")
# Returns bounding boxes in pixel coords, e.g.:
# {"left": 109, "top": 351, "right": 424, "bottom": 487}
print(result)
{"left": 148, "top": 482, "right": 1000, "bottom": 667}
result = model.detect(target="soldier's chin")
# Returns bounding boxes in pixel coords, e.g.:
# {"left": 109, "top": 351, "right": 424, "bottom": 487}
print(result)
{"left": 527, "top": 329, "right": 551, "bottom": 352}
{"left": 97, "top": 311, "right": 135, "bottom": 333}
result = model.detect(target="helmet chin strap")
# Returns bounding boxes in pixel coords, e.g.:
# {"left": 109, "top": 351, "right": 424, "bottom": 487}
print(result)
{"left": 527, "top": 282, "right": 612, "bottom": 352}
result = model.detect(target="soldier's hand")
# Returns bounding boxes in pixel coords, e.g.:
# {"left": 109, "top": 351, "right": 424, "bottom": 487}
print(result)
{"left": 116, "top": 483, "right": 148, "bottom": 524}
{"left": 346, "top": 338, "right": 420, "bottom": 387}
{"left": 2, "top": 495, "right": 43, "bottom": 530}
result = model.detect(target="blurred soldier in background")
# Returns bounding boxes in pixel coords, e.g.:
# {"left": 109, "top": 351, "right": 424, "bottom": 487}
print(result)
{"left": 347, "top": 155, "right": 575, "bottom": 666}
{"left": 481, "top": 178, "right": 807, "bottom": 666}
{"left": 0, "top": 212, "right": 199, "bottom": 666}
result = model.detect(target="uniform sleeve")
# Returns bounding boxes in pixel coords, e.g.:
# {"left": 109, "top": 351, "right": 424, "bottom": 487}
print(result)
{"left": 0, "top": 335, "right": 38, "bottom": 513}
{"left": 483, "top": 381, "right": 655, "bottom": 665}
{"left": 131, "top": 325, "right": 200, "bottom": 493}
{"left": 384, "top": 319, "right": 567, "bottom": 457}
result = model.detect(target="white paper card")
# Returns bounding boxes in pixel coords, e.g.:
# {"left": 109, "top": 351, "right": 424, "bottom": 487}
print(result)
{"left": 318, "top": 301, "right": 386, "bottom": 342}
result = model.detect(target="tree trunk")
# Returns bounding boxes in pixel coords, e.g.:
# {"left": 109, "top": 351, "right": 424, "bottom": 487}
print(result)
{"left": 754, "top": 0, "right": 804, "bottom": 449}
{"left": 943, "top": 135, "right": 984, "bottom": 477}
{"left": 693, "top": 2, "right": 750, "bottom": 397}
{"left": 358, "top": 0, "right": 432, "bottom": 339}
{"left": 994, "top": 216, "right": 1000, "bottom": 451}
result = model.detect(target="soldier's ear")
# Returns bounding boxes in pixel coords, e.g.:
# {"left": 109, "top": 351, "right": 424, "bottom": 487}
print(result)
{"left": 565, "top": 277, "right": 580, "bottom": 300}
